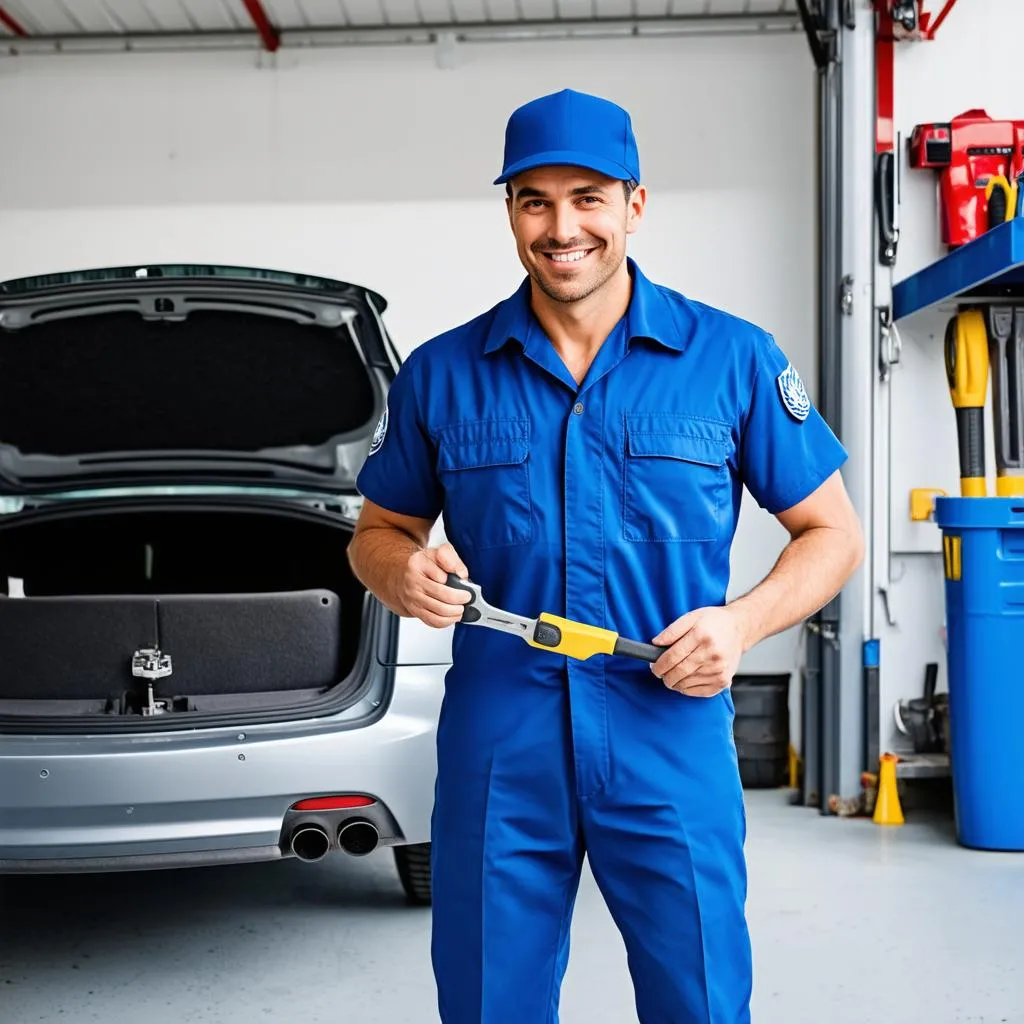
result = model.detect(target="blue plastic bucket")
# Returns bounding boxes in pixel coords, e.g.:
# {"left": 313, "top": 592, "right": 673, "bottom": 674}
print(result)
{"left": 934, "top": 496, "right": 1024, "bottom": 851}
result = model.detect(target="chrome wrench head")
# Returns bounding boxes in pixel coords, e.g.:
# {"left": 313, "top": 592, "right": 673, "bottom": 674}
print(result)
{"left": 445, "top": 575, "right": 536, "bottom": 638}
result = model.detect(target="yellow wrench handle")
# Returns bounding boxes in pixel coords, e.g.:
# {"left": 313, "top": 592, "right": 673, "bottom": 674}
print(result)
{"left": 527, "top": 613, "right": 664, "bottom": 663}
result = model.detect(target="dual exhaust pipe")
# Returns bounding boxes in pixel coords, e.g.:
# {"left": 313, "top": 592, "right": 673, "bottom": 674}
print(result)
{"left": 289, "top": 819, "right": 380, "bottom": 862}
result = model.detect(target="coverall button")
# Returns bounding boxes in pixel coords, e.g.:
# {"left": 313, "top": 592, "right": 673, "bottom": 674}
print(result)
{"left": 573, "top": 402, "right": 584, "bottom": 415}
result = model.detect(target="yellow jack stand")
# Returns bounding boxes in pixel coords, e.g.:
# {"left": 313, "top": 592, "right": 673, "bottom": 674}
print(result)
{"left": 873, "top": 753, "right": 905, "bottom": 827}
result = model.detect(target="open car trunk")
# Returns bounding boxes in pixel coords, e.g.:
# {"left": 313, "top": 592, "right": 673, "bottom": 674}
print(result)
{"left": 0, "top": 501, "right": 370, "bottom": 719}
{"left": 0, "top": 264, "right": 398, "bottom": 730}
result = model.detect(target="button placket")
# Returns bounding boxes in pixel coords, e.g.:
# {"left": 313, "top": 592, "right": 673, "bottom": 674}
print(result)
{"left": 563, "top": 384, "right": 609, "bottom": 798}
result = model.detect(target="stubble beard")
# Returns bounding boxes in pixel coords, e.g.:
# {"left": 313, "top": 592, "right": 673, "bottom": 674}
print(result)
{"left": 531, "top": 245, "right": 622, "bottom": 305}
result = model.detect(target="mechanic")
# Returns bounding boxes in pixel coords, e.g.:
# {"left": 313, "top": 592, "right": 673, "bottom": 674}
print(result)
{"left": 347, "top": 88, "right": 864, "bottom": 1023}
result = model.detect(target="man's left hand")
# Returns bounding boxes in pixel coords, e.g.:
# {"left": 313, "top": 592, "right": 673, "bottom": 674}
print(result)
{"left": 649, "top": 606, "right": 748, "bottom": 698}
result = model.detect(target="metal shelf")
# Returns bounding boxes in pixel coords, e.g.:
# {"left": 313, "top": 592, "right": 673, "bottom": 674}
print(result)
{"left": 894, "top": 751, "right": 950, "bottom": 779}
{"left": 893, "top": 218, "right": 1024, "bottom": 322}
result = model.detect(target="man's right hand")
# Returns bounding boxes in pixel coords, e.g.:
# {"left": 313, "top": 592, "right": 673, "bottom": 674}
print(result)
{"left": 401, "top": 542, "right": 472, "bottom": 628}
{"left": 347, "top": 500, "right": 472, "bottom": 626}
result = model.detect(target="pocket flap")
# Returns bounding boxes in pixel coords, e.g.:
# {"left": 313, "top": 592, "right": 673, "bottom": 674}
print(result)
{"left": 438, "top": 436, "right": 529, "bottom": 472}
{"left": 627, "top": 428, "right": 728, "bottom": 468}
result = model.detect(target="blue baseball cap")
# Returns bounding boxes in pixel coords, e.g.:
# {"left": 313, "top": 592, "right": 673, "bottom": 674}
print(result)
{"left": 494, "top": 88, "right": 640, "bottom": 186}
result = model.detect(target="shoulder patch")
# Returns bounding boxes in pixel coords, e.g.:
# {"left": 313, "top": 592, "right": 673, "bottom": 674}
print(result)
{"left": 368, "top": 403, "right": 388, "bottom": 456}
{"left": 776, "top": 362, "right": 810, "bottom": 422}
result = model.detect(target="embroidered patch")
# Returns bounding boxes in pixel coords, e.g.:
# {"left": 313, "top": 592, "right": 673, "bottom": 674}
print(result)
{"left": 368, "top": 403, "right": 388, "bottom": 456}
{"left": 776, "top": 362, "right": 810, "bottom": 422}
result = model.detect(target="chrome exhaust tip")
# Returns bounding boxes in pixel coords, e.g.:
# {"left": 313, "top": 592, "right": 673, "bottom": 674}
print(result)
{"left": 337, "top": 819, "right": 379, "bottom": 857}
{"left": 290, "top": 824, "right": 330, "bottom": 862}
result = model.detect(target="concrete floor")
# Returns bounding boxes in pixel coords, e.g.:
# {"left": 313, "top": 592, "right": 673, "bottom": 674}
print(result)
{"left": 1, "top": 790, "right": 1022, "bottom": 1024}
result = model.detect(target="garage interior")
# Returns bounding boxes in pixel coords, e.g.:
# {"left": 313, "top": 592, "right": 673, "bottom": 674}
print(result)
{"left": 1, "top": 1, "right": 1023, "bottom": 1022}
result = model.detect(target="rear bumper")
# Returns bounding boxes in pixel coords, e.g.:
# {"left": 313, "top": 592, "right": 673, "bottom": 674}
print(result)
{"left": 0, "top": 663, "right": 445, "bottom": 873}
{"left": 0, "top": 845, "right": 284, "bottom": 874}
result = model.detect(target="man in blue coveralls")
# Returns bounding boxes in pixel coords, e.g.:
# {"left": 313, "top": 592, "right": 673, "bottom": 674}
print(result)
{"left": 348, "top": 89, "right": 864, "bottom": 1023}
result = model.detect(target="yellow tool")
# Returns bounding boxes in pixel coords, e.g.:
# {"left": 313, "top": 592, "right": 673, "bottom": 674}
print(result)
{"left": 984, "top": 170, "right": 1024, "bottom": 229}
{"left": 944, "top": 309, "right": 990, "bottom": 496}
{"left": 446, "top": 574, "right": 664, "bottom": 663}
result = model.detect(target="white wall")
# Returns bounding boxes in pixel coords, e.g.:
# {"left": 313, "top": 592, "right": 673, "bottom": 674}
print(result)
{"left": 877, "top": 0, "right": 1024, "bottom": 751}
{"left": 0, "top": 32, "right": 817, "bottom": 684}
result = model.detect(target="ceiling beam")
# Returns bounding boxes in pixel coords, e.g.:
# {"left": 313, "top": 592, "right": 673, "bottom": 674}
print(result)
{"left": 240, "top": 0, "right": 280, "bottom": 51}
{"left": 0, "top": 12, "right": 801, "bottom": 55}
{"left": 924, "top": 0, "right": 957, "bottom": 38}
{"left": 0, "top": 4, "right": 28, "bottom": 36}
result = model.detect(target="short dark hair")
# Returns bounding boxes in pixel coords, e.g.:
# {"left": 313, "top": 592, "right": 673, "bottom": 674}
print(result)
{"left": 505, "top": 178, "right": 639, "bottom": 200}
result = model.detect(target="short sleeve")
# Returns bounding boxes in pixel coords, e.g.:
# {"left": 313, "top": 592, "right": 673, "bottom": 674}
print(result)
{"left": 355, "top": 351, "right": 443, "bottom": 521}
{"left": 738, "top": 333, "right": 848, "bottom": 515}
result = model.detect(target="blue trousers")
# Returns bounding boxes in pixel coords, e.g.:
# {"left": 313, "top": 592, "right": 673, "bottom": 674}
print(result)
{"left": 430, "top": 663, "right": 752, "bottom": 1023}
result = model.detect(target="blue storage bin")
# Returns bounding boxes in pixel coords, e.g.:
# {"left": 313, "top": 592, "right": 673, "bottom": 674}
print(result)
{"left": 935, "top": 496, "right": 1024, "bottom": 851}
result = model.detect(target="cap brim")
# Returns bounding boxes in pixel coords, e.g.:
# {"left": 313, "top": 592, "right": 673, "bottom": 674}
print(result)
{"left": 493, "top": 149, "right": 635, "bottom": 186}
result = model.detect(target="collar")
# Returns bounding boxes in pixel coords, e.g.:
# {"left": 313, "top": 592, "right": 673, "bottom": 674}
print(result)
{"left": 482, "top": 257, "right": 691, "bottom": 355}
{"left": 483, "top": 275, "right": 534, "bottom": 355}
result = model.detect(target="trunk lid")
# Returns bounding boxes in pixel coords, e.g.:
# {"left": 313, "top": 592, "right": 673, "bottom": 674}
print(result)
{"left": 0, "top": 264, "right": 395, "bottom": 495}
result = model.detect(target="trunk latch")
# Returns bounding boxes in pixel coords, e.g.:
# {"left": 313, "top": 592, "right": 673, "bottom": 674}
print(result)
{"left": 132, "top": 647, "right": 173, "bottom": 716}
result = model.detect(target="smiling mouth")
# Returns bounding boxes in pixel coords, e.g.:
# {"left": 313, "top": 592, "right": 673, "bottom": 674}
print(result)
{"left": 541, "top": 247, "right": 598, "bottom": 266}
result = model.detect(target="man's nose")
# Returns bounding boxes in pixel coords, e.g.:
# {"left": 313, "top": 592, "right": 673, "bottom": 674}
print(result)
{"left": 549, "top": 200, "right": 581, "bottom": 244}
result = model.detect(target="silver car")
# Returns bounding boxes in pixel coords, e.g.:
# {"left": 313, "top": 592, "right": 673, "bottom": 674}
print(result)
{"left": 0, "top": 263, "right": 448, "bottom": 904}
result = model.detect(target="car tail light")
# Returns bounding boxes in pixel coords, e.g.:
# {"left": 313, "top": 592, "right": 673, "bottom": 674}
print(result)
{"left": 291, "top": 795, "right": 375, "bottom": 811}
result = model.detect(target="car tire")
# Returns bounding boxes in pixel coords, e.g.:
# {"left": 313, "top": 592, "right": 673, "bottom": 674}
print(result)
{"left": 394, "top": 842, "right": 432, "bottom": 905}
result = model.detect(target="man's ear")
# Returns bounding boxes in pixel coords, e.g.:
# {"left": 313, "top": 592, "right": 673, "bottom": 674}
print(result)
{"left": 625, "top": 185, "right": 647, "bottom": 236}
{"left": 505, "top": 193, "right": 515, "bottom": 232}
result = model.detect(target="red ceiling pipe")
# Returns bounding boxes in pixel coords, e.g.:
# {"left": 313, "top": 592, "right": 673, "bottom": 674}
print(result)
{"left": 0, "top": 4, "right": 28, "bottom": 36}
{"left": 241, "top": 0, "right": 280, "bottom": 52}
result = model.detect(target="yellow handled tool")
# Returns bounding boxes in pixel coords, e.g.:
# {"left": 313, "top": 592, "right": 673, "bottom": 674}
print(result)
{"left": 986, "top": 306, "right": 1024, "bottom": 497}
{"left": 446, "top": 574, "right": 664, "bottom": 663}
{"left": 944, "top": 310, "right": 990, "bottom": 497}
{"left": 984, "top": 170, "right": 1024, "bottom": 229}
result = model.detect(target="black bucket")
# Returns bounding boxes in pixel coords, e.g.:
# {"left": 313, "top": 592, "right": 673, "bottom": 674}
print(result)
{"left": 732, "top": 673, "right": 790, "bottom": 789}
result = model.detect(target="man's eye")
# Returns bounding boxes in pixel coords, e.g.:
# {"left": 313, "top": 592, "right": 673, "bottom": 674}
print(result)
{"left": 578, "top": 196, "right": 600, "bottom": 205}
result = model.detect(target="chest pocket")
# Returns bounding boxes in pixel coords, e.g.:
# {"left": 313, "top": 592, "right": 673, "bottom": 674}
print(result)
{"left": 437, "top": 419, "right": 532, "bottom": 550}
{"left": 623, "top": 415, "right": 732, "bottom": 543}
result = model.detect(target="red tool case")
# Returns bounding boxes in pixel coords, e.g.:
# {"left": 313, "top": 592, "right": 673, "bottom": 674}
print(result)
{"left": 910, "top": 108, "right": 1024, "bottom": 247}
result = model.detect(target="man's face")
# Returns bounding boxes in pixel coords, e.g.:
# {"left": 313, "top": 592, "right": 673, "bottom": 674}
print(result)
{"left": 506, "top": 166, "right": 645, "bottom": 305}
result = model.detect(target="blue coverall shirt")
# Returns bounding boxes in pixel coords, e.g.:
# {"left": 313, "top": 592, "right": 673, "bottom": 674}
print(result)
{"left": 356, "top": 258, "right": 847, "bottom": 1023}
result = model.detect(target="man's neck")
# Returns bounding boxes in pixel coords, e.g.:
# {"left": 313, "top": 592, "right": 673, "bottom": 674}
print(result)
{"left": 530, "top": 262, "right": 633, "bottom": 385}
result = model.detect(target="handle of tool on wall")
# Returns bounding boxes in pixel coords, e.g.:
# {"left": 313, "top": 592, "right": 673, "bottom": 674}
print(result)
{"left": 875, "top": 151, "right": 897, "bottom": 267}
{"left": 986, "top": 306, "right": 1024, "bottom": 496}
{"left": 944, "top": 311, "right": 989, "bottom": 497}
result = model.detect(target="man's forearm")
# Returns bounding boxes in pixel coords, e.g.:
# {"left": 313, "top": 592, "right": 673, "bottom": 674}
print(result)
{"left": 347, "top": 527, "right": 424, "bottom": 618}
{"left": 728, "top": 525, "right": 863, "bottom": 653}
